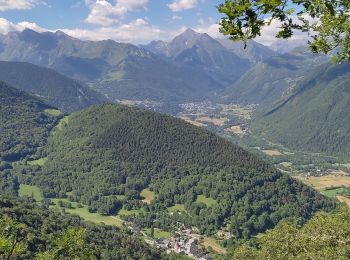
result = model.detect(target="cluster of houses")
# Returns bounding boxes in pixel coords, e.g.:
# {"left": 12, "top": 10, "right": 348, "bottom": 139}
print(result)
{"left": 158, "top": 235, "right": 212, "bottom": 260}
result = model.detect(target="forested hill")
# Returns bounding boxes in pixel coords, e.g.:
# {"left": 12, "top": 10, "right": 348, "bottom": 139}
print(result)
{"left": 0, "top": 82, "right": 59, "bottom": 162}
{"left": 31, "top": 104, "right": 334, "bottom": 238}
{"left": 252, "top": 62, "right": 350, "bottom": 155}
{"left": 0, "top": 61, "right": 107, "bottom": 112}
{"left": 0, "top": 196, "right": 177, "bottom": 259}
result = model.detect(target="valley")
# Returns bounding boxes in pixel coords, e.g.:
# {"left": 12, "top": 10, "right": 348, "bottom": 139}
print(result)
{"left": 0, "top": 5, "right": 349, "bottom": 257}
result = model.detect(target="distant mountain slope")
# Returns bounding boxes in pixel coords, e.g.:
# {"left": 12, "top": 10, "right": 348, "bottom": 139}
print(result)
{"left": 219, "top": 48, "right": 329, "bottom": 107}
{"left": 33, "top": 104, "right": 334, "bottom": 237}
{"left": 0, "top": 82, "right": 59, "bottom": 161}
{"left": 0, "top": 61, "right": 107, "bottom": 112}
{"left": 217, "top": 38, "right": 277, "bottom": 63}
{"left": 252, "top": 62, "right": 350, "bottom": 154}
{"left": 0, "top": 29, "right": 222, "bottom": 102}
{"left": 143, "top": 29, "right": 251, "bottom": 86}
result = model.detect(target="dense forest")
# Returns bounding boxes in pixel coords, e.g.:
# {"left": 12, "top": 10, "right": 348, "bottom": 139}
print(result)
{"left": 233, "top": 206, "right": 350, "bottom": 259}
{"left": 0, "top": 195, "right": 187, "bottom": 259}
{"left": 13, "top": 104, "right": 335, "bottom": 238}
{"left": 0, "top": 82, "right": 59, "bottom": 162}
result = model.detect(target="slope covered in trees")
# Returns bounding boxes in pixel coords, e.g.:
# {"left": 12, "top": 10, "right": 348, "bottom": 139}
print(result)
{"left": 23, "top": 104, "right": 335, "bottom": 238}
{"left": 252, "top": 62, "right": 350, "bottom": 154}
{"left": 233, "top": 207, "right": 350, "bottom": 259}
{"left": 0, "top": 196, "right": 182, "bottom": 259}
{"left": 0, "top": 61, "right": 107, "bottom": 112}
{"left": 0, "top": 82, "right": 59, "bottom": 162}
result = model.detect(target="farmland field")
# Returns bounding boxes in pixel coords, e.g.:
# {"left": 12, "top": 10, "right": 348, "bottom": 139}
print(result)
{"left": 295, "top": 172, "right": 350, "bottom": 190}
{"left": 19, "top": 184, "right": 43, "bottom": 201}
{"left": 262, "top": 149, "right": 283, "bottom": 156}
{"left": 51, "top": 198, "right": 123, "bottom": 227}
{"left": 196, "top": 195, "right": 217, "bottom": 207}
{"left": 140, "top": 188, "right": 155, "bottom": 204}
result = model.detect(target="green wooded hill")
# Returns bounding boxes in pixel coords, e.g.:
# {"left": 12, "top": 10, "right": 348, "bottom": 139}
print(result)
{"left": 0, "top": 196, "right": 182, "bottom": 259}
{"left": 0, "top": 29, "right": 222, "bottom": 102}
{"left": 0, "top": 61, "right": 107, "bottom": 112}
{"left": 28, "top": 104, "right": 335, "bottom": 238}
{"left": 0, "top": 82, "right": 59, "bottom": 162}
{"left": 219, "top": 48, "right": 329, "bottom": 107}
{"left": 252, "top": 62, "right": 350, "bottom": 155}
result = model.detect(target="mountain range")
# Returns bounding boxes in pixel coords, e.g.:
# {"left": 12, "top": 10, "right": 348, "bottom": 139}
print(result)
{"left": 143, "top": 29, "right": 276, "bottom": 86}
{"left": 252, "top": 61, "right": 350, "bottom": 154}
{"left": 0, "top": 61, "right": 106, "bottom": 112}
{"left": 218, "top": 47, "right": 330, "bottom": 107}
{"left": 0, "top": 28, "right": 250, "bottom": 102}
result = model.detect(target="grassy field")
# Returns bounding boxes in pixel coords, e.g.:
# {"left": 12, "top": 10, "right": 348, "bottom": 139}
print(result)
{"left": 262, "top": 149, "right": 283, "bottom": 156}
{"left": 196, "top": 195, "right": 217, "bottom": 207}
{"left": 44, "top": 109, "right": 63, "bottom": 117}
{"left": 321, "top": 187, "right": 346, "bottom": 198}
{"left": 27, "top": 157, "right": 48, "bottom": 166}
{"left": 168, "top": 204, "right": 187, "bottom": 213}
{"left": 51, "top": 198, "right": 123, "bottom": 227}
{"left": 140, "top": 188, "right": 155, "bottom": 204}
{"left": 144, "top": 228, "right": 172, "bottom": 239}
{"left": 295, "top": 173, "right": 350, "bottom": 190}
{"left": 19, "top": 184, "right": 43, "bottom": 201}
{"left": 118, "top": 208, "right": 144, "bottom": 216}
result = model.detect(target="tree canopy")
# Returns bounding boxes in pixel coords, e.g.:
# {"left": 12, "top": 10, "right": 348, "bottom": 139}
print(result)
{"left": 218, "top": 0, "right": 350, "bottom": 61}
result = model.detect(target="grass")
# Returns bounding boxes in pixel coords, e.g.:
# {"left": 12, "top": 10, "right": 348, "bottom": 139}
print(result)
{"left": 294, "top": 174, "right": 350, "bottom": 190}
{"left": 117, "top": 208, "right": 144, "bottom": 216}
{"left": 144, "top": 228, "right": 171, "bottom": 239}
{"left": 56, "top": 116, "right": 70, "bottom": 132}
{"left": 168, "top": 204, "right": 187, "bottom": 213}
{"left": 50, "top": 198, "right": 123, "bottom": 227}
{"left": 196, "top": 195, "right": 217, "bottom": 207}
{"left": 27, "top": 157, "right": 48, "bottom": 166}
{"left": 44, "top": 109, "right": 63, "bottom": 117}
{"left": 320, "top": 187, "right": 346, "bottom": 198}
{"left": 140, "top": 188, "right": 155, "bottom": 204}
{"left": 19, "top": 184, "right": 43, "bottom": 202}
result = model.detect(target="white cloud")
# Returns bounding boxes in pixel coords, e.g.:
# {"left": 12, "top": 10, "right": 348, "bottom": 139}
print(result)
{"left": 168, "top": 0, "right": 198, "bottom": 12}
{"left": 85, "top": 0, "right": 149, "bottom": 26}
{"left": 0, "top": 0, "right": 43, "bottom": 11}
{"left": 62, "top": 19, "right": 183, "bottom": 44}
{"left": 194, "top": 18, "right": 222, "bottom": 39}
{"left": 255, "top": 17, "right": 312, "bottom": 52}
{"left": 0, "top": 18, "right": 47, "bottom": 34}
{"left": 116, "top": 0, "right": 148, "bottom": 11}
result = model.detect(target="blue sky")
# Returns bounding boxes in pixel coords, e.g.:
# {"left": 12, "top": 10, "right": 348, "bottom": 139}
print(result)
{"left": 0, "top": 0, "right": 308, "bottom": 48}
{"left": 0, "top": 0, "right": 227, "bottom": 43}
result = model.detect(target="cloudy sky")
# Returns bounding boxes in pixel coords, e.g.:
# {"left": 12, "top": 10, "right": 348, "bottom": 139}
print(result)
{"left": 0, "top": 0, "right": 308, "bottom": 47}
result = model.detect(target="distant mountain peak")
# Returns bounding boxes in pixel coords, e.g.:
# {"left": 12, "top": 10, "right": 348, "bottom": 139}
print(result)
{"left": 183, "top": 28, "right": 198, "bottom": 35}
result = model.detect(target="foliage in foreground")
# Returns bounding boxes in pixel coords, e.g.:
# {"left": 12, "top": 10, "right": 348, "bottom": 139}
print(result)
{"left": 234, "top": 207, "right": 350, "bottom": 259}
{"left": 218, "top": 0, "right": 350, "bottom": 61}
